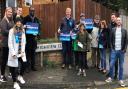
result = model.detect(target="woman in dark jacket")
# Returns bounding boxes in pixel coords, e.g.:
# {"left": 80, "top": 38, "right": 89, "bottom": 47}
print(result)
{"left": 76, "top": 23, "right": 90, "bottom": 76}
{"left": 98, "top": 20, "right": 108, "bottom": 73}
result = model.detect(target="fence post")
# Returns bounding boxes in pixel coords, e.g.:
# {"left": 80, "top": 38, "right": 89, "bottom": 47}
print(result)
{"left": 73, "top": 0, "right": 76, "bottom": 20}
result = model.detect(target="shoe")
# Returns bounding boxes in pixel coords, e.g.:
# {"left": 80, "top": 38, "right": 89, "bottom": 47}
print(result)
{"left": 83, "top": 70, "right": 86, "bottom": 77}
{"left": 119, "top": 80, "right": 125, "bottom": 87}
{"left": 31, "top": 67, "right": 37, "bottom": 71}
{"left": 77, "top": 71, "right": 82, "bottom": 76}
{"left": 102, "top": 70, "right": 107, "bottom": 74}
{"left": 13, "top": 82, "right": 20, "bottom": 89}
{"left": 17, "top": 75, "right": 25, "bottom": 84}
{"left": 105, "top": 77, "right": 112, "bottom": 83}
{"left": 0, "top": 75, "right": 7, "bottom": 82}
{"left": 61, "top": 64, "right": 65, "bottom": 69}
{"left": 68, "top": 65, "right": 72, "bottom": 69}
{"left": 8, "top": 73, "right": 12, "bottom": 79}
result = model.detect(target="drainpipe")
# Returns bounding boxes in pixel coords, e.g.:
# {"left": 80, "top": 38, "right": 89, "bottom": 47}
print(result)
{"left": 73, "top": 0, "right": 76, "bottom": 20}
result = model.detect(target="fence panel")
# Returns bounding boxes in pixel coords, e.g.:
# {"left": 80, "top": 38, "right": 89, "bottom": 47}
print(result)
{"left": 34, "top": 0, "right": 114, "bottom": 38}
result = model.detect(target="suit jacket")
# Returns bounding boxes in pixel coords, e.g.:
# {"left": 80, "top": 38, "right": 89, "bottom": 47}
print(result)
{"left": 110, "top": 27, "right": 127, "bottom": 52}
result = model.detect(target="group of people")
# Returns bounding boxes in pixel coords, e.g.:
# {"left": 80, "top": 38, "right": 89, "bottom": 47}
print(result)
{"left": 59, "top": 8, "right": 127, "bottom": 87}
{"left": 0, "top": 6, "right": 127, "bottom": 89}
{"left": 0, "top": 6, "right": 40, "bottom": 89}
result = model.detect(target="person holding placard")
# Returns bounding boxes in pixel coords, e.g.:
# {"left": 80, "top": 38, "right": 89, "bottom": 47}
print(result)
{"left": 23, "top": 7, "right": 40, "bottom": 71}
{"left": 58, "top": 8, "right": 75, "bottom": 69}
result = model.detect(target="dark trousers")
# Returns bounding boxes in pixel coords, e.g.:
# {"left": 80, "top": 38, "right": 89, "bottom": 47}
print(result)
{"left": 74, "top": 51, "right": 79, "bottom": 66}
{"left": 78, "top": 52, "right": 87, "bottom": 69}
{"left": 26, "top": 48, "right": 36, "bottom": 69}
{"left": 1, "top": 47, "right": 9, "bottom": 75}
{"left": 62, "top": 41, "right": 72, "bottom": 65}
{"left": 9, "top": 57, "right": 25, "bottom": 82}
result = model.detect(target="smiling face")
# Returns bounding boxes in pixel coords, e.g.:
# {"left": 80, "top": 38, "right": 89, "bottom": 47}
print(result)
{"left": 16, "top": 21, "right": 22, "bottom": 27}
{"left": 111, "top": 14, "right": 117, "bottom": 22}
{"left": 17, "top": 7, "right": 22, "bottom": 16}
{"left": 5, "top": 7, "right": 13, "bottom": 18}
{"left": 116, "top": 17, "right": 122, "bottom": 27}
{"left": 66, "top": 8, "right": 71, "bottom": 18}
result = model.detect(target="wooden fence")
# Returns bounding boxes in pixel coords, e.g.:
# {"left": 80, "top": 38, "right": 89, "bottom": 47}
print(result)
{"left": 34, "top": 0, "right": 114, "bottom": 38}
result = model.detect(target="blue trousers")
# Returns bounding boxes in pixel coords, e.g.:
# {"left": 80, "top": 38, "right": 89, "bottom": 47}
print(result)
{"left": 109, "top": 50, "right": 125, "bottom": 80}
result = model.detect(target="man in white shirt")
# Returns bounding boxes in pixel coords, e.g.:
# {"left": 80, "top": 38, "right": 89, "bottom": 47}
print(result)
{"left": 105, "top": 17, "right": 127, "bottom": 87}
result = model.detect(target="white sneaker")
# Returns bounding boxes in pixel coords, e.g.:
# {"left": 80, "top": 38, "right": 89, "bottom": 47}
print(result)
{"left": 83, "top": 70, "right": 86, "bottom": 77}
{"left": 13, "top": 82, "right": 20, "bottom": 89}
{"left": 17, "top": 75, "right": 25, "bottom": 84}
{"left": 77, "top": 69, "right": 82, "bottom": 76}
{"left": 119, "top": 80, "right": 125, "bottom": 87}
{"left": 105, "top": 77, "right": 112, "bottom": 83}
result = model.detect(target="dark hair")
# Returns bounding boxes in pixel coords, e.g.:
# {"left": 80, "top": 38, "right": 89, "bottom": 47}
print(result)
{"left": 15, "top": 17, "right": 22, "bottom": 23}
{"left": 111, "top": 13, "right": 117, "bottom": 17}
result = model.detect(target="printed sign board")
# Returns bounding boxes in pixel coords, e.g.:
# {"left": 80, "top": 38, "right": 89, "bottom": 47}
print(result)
{"left": 25, "top": 22, "right": 39, "bottom": 35}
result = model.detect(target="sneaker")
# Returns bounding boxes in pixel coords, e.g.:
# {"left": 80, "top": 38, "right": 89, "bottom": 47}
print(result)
{"left": 105, "top": 77, "right": 112, "bottom": 83}
{"left": 68, "top": 65, "right": 72, "bottom": 69}
{"left": 13, "top": 82, "right": 20, "bottom": 89}
{"left": 0, "top": 75, "right": 7, "bottom": 82}
{"left": 17, "top": 75, "right": 25, "bottom": 84}
{"left": 77, "top": 69, "right": 82, "bottom": 76}
{"left": 61, "top": 64, "right": 65, "bottom": 69}
{"left": 83, "top": 70, "right": 86, "bottom": 77}
{"left": 119, "top": 80, "right": 125, "bottom": 87}
{"left": 8, "top": 73, "right": 12, "bottom": 79}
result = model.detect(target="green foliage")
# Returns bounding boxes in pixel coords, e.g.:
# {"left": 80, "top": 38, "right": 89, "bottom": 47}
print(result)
{"left": 37, "top": 38, "right": 60, "bottom": 43}
{"left": 43, "top": 58, "right": 57, "bottom": 68}
{"left": 95, "top": 0, "right": 128, "bottom": 12}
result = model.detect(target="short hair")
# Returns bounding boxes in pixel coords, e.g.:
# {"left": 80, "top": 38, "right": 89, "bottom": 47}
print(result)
{"left": 16, "top": 7, "right": 22, "bottom": 10}
{"left": 5, "top": 7, "right": 12, "bottom": 12}
{"left": 29, "top": 6, "right": 35, "bottom": 11}
{"left": 111, "top": 13, "right": 117, "bottom": 17}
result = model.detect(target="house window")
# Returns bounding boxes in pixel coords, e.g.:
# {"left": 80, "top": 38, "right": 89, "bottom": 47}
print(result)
{"left": 6, "top": 0, "right": 17, "bottom": 7}
{"left": 24, "top": 0, "right": 33, "bottom": 7}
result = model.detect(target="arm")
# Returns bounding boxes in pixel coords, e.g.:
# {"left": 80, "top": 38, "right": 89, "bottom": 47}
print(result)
{"left": 21, "top": 30, "right": 26, "bottom": 53}
{"left": 0, "top": 19, "right": 9, "bottom": 36}
{"left": 124, "top": 29, "right": 128, "bottom": 52}
{"left": 8, "top": 29, "right": 16, "bottom": 56}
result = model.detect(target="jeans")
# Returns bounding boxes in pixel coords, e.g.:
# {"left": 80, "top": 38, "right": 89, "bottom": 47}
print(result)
{"left": 108, "top": 49, "right": 118, "bottom": 78}
{"left": 99, "top": 48, "right": 106, "bottom": 70}
{"left": 109, "top": 50, "right": 124, "bottom": 80}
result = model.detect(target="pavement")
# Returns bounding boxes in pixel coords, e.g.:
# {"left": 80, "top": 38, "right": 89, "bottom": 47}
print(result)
{"left": 0, "top": 67, "right": 128, "bottom": 89}
{"left": 0, "top": 50, "right": 128, "bottom": 89}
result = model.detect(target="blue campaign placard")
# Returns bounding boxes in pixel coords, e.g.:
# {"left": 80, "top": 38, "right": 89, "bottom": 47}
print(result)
{"left": 25, "top": 22, "right": 39, "bottom": 35}
{"left": 85, "top": 19, "right": 93, "bottom": 30}
{"left": 59, "top": 33, "right": 71, "bottom": 41}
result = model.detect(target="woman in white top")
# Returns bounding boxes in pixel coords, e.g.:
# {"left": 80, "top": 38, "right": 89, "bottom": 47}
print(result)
{"left": 8, "top": 17, "right": 26, "bottom": 89}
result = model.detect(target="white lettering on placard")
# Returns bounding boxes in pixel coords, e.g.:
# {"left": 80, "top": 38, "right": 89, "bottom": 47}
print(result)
{"left": 36, "top": 43, "right": 62, "bottom": 52}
